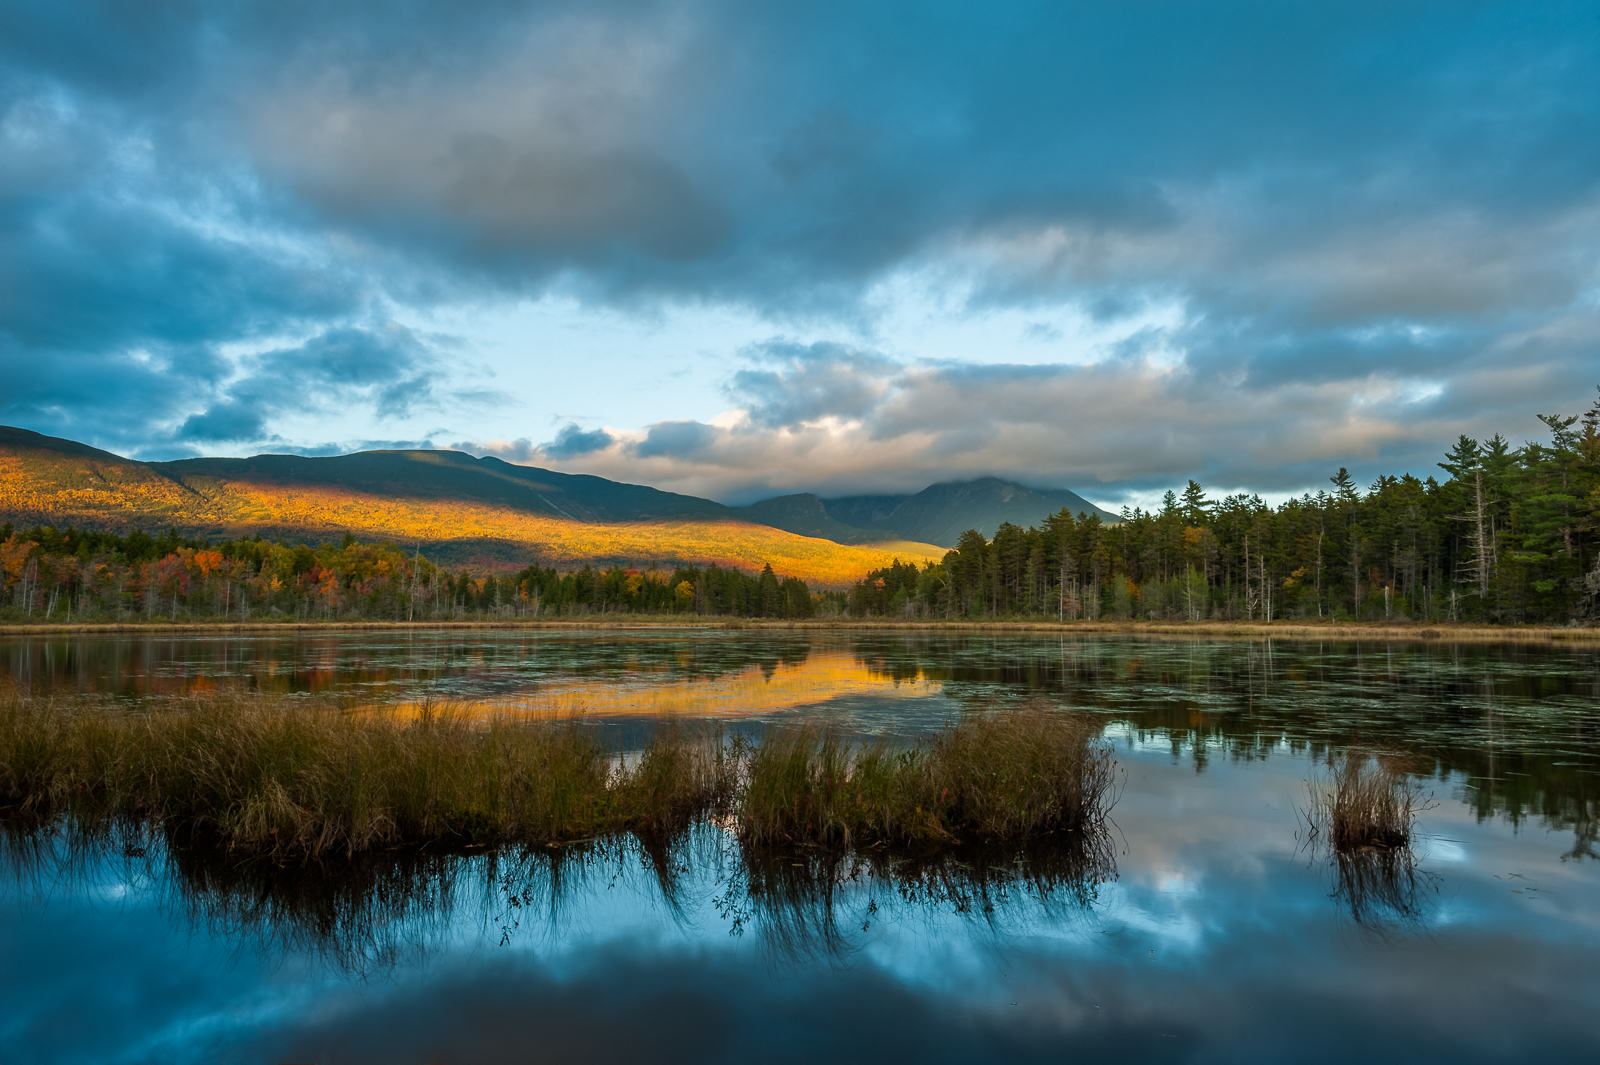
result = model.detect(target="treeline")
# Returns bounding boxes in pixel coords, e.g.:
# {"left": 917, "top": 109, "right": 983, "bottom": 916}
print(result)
{"left": 0, "top": 525, "right": 818, "bottom": 622}
{"left": 841, "top": 397, "right": 1600, "bottom": 624}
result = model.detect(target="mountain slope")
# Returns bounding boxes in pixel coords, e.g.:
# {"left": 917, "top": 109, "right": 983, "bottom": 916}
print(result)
{"left": 0, "top": 427, "right": 942, "bottom": 584}
{"left": 731, "top": 494, "right": 887, "bottom": 545}
{"left": 159, "top": 449, "right": 733, "bottom": 523}
{"left": 820, "top": 477, "right": 1120, "bottom": 547}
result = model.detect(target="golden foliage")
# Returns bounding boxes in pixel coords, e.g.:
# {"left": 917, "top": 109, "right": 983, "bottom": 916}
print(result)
{"left": 0, "top": 445, "right": 942, "bottom": 586}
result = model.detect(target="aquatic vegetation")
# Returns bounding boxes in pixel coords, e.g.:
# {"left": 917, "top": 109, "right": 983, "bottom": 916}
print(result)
{"left": 0, "top": 689, "right": 733, "bottom": 858}
{"left": 1303, "top": 749, "right": 1440, "bottom": 928}
{"left": 737, "top": 704, "right": 1117, "bottom": 848}
{"left": 0, "top": 691, "right": 1116, "bottom": 863}
{"left": 1307, "top": 750, "right": 1423, "bottom": 851}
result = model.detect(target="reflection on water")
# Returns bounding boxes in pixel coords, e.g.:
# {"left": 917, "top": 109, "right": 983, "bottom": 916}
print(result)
{"left": 2, "top": 630, "right": 1598, "bottom": 1063}
{"left": 366, "top": 649, "right": 943, "bottom": 721}
{"left": 2, "top": 819, "right": 1117, "bottom": 978}
{"left": 5, "top": 629, "right": 1594, "bottom": 835}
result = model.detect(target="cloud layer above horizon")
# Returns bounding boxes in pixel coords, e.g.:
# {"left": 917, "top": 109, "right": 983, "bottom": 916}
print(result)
{"left": 3, "top": 1, "right": 1598, "bottom": 505}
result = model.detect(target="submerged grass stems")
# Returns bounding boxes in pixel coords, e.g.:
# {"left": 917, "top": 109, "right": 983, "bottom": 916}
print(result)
{"left": 737, "top": 703, "right": 1117, "bottom": 849}
{"left": 0, "top": 688, "right": 731, "bottom": 859}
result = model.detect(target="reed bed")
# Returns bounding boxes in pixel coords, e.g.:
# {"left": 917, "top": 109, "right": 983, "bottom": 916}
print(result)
{"left": 0, "top": 690, "right": 731, "bottom": 858}
{"left": 0, "top": 690, "right": 1116, "bottom": 861}
{"left": 737, "top": 705, "right": 1116, "bottom": 849}
{"left": 1307, "top": 750, "right": 1421, "bottom": 851}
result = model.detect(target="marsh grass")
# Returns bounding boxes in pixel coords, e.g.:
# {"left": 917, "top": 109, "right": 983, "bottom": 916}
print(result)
{"left": 1303, "top": 749, "right": 1440, "bottom": 928}
{"left": 737, "top": 704, "right": 1116, "bottom": 849}
{"left": 0, "top": 688, "right": 1115, "bottom": 874}
{"left": 0, "top": 689, "right": 1124, "bottom": 967}
{"left": 0, "top": 688, "right": 732, "bottom": 859}
{"left": 1306, "top": 749, "right": 1423, "bottom": 851}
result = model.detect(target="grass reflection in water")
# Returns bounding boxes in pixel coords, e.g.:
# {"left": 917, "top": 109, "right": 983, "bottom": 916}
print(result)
{"left": 0, "top": 687, "right": 1120, "bottom": 969}
{"left": 1302, "top": 750, "right": 1441, "bottom": 929}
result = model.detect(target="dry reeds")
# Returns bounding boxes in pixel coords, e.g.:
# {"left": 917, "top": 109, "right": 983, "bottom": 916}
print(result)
{"left": 0, "top": 689, "right": 731, "bottom": 859}
{"left": 1306, "top": 750, "right": 1421, "bottom": 851}
{"left": 737, "top": 704, "right": 1117, "bottom": 849}
{"left": 0, "top": 690, "right": 1116, "bottom": 863}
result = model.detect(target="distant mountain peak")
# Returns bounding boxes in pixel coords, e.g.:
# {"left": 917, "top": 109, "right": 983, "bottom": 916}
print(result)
{"left": 814, "top": 476, "right": 1117, "bottom": 547}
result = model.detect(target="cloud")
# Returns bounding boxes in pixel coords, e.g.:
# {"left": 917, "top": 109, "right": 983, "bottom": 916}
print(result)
{"left": 545, "top": 423, "right": 615, "bottom": 459}
{"left": 152, "top": 322, "right": 450, "bottom": 456}
{"left": 728, "top": 341, "right": 900, "bottom": 428}
{"left": 520, "top": 325, "right": 1600, "bottom": 505}
{"left": 3, "top": 1, "right": 1598, "bottom": 493}
{"left": 635, "top": 420, "right": 719, "bottom": 459}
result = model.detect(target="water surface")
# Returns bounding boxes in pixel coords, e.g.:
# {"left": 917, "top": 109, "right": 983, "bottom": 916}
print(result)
{"left": 2, "top": 630, "right": 1596, "bottom": 1063}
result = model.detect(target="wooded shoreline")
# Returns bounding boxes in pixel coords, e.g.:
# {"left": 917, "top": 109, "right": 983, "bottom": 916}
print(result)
{"left": 0, "top": 617, "right": 1595, "bottom": 642}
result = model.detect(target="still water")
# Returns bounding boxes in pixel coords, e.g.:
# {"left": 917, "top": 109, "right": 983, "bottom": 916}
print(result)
{"left": 2, "top": 630, "right": 1597, "bottom": 1063}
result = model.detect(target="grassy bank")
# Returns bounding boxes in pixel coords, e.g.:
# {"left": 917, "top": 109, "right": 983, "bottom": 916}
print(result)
{"left": 0, "top": 691, "right": 1115, "bottom": 859}
{"left": 1, "top": 616, "right": 1595, "bottom": 642}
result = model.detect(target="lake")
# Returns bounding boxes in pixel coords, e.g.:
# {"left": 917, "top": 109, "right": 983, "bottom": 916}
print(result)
{"left": 2, "top": 629, "right": 1597, "bottom": 1064}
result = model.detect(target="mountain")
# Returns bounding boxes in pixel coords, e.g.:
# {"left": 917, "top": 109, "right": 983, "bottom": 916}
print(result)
{"left": 818, "top": 477, "right": 1120, "bottom": 547}
{"left": 0, "top": 427, "right": 943, "bottom": 584}
{"left": 730, "top": 494, "right": 886, "bottom": 545}
{"left": 161, "top": 448, "right": 732, "bottom": 523}
{"left": 0, "top": 426, "right": 1113, "bottom": 573}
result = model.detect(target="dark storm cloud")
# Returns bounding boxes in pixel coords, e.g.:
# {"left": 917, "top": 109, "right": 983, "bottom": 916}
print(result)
{"left": 635, "top": 419, "right": 718, "bottom": 459}
{"left": 2, "top": 0, "right": 1597, "bottom": 485}
{"left": 545, "top": 423, "right": 616, "bottom": 458}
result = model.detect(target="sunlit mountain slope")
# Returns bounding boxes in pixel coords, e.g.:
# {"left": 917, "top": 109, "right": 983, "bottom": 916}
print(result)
{"left": 0, "top": 427, "right": 943, "bottom": 583}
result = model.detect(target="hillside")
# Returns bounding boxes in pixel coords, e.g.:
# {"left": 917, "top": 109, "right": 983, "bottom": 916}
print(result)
{"left": 730, "top": 494, "right": 885, "bottom": 545}
{"left": 161, "top": 449, "right": 731, "bottom": 523}
{"left": 0, "top": 427, "right": 943, "bottom": 584}
{"left": 819, "top": 477, "right": 1120, "bottom": 547}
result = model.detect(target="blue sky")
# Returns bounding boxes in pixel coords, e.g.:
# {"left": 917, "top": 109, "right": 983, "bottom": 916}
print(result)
{"left": 3, "top": 1, "right": 1598, "bottom": 506}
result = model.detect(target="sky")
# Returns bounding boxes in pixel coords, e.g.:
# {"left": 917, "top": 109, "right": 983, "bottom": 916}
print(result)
{"left": 3, "top": 1, "right": 1598, "bottom": 508}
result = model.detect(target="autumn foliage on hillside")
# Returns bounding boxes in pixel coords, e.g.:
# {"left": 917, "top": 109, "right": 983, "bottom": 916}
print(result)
{"left": 0, "top": 525, "right": 832, "bottom": 622}
{"left": 0, "top": 441, "right": 941, "bottom": 586}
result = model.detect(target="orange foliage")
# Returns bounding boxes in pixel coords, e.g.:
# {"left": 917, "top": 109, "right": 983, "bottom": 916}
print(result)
{"left": 0, "top": 450, "right": 942, "bottom": 587}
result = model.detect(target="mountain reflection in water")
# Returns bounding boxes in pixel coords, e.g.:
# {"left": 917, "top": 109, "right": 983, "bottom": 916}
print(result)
{"left": 1, "top": 631, "right": 1597, "bottom": 1063}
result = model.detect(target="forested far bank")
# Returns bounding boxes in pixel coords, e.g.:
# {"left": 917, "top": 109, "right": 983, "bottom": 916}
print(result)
{"left": 841, "top": 397, "right": 1600, "bottom": 625}
{"left": 5, "top": 394, "right": 1599, "bottom": 626}
{"left": 0, "top": 525, "right": 819, "bottom": 622}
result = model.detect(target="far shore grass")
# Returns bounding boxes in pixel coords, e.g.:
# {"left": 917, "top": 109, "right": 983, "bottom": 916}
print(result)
{"left": 0, "top": 616, "right": 1595, "bottom": 643}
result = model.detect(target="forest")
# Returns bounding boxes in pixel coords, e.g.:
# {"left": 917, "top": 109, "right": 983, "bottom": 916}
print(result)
{"left": 843, "top": 399, "right": 1600, "bottom": 624}
{"left": 0, "top": 525, "right": 817, "bottom": 622}
{"left": 2, "top": 396, "right": 1597, "bottom": 625}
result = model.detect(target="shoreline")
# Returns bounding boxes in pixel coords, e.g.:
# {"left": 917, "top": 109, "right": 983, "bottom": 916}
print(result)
{"left": 0, "top": 617, "right": 1595, "bottom": 643}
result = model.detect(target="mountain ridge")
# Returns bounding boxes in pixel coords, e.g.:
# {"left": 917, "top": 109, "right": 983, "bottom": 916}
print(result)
{"left": 0, "top": 427, "right": 1116, "bottom": 564}
{"left": 0, "top": 427, "right": 947, "bottom": 583}
{"left": 817, "top": 476, "right": 1119, "bottom": 547}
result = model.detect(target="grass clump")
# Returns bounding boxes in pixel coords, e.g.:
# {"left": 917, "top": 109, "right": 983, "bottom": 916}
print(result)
{"left": 737, "top": 704, "right": 1116, "bottom": 849}
{"left": 1307, "top": 750, "right": 1421, "bottom": 851}
{"left": 0, "top": 690, "right": 1114, "bottom": 862}
{"left": 0, "top": 689, "right": 730, "bottom": 859}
